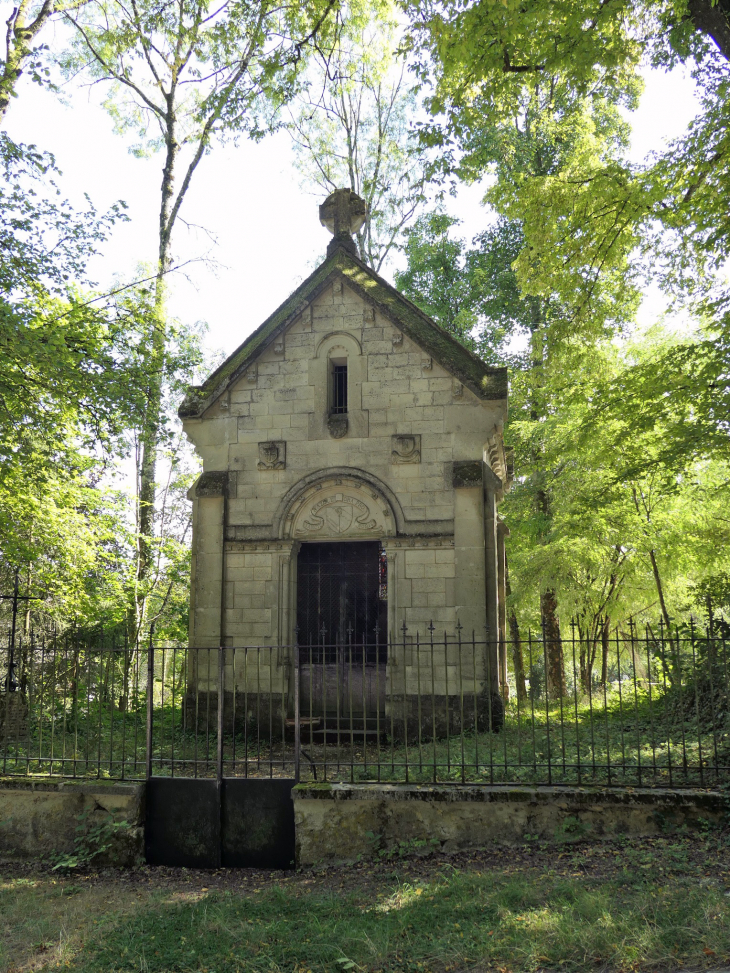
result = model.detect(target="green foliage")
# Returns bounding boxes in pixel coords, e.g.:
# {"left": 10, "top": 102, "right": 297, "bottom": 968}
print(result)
{"left": 0, "top": 0, "right": 64, "bottom": 124}
{"left": 57, "top": 0, "right": 343, "bottom": 639}
{"left": 0, "top": 146, "right": 205, "bottom": 628}
{"left": 0, "top": 136, "right": 142, "bottom": 624}
{"left": 396, "top": 16, "right": 730, "bottom": 646}
{"left": 404, "top": 0, "right": 730, "bottom": 475}
{"left": 396, "top": 210, "right": 543, "bottom": 364}
{"left": 50, "top": 807, "right": 131, "bottom": 874}
{"left": 62, "top": 0, "right": 344, "bottom": 156}
{"left": 502, "top": 328, "right": 730, "bottom": 633}
{"left": 396, "top": 211, "right": 478, "bottom": 342}
{"left": 0, "top": 135, "right": 132, "bottom": 452}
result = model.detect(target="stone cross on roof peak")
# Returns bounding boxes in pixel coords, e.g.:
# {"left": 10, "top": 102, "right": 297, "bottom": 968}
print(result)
{"left": 319, "top": 188, "right": 367, "bottom": 257}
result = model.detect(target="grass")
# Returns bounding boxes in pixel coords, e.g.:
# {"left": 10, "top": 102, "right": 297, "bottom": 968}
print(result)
{"left": 3, "top": 830, "right": 730, "bottom": 972}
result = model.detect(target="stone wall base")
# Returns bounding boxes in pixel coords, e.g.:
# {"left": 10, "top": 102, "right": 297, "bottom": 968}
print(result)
{"left": 292, "top": 783, "right": 728, "bottom": 866}
{"left": 2, "top": 779, "right": 726, "bottom": 869}
{"left": 182, "top": 691, "right": 505, "bottom": 742}
{"left": 0, "top": 779, "right": 145, "bottom": 866}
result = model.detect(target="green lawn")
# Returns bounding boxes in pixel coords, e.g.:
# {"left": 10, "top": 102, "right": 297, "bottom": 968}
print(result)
{"left": 2, "top": 829, "right": 730, "bottom": 972}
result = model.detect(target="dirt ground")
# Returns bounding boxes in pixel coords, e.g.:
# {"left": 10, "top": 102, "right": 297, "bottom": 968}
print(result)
{"left": 1, "top": 829, "right": 728, "bottom": 897}
{"left": 2, "top": 829, "right": 730, "bottom": 972}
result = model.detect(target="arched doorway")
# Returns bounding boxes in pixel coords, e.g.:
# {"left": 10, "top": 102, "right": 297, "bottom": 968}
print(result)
{"left": 279, "top": 473, "right": 397, "bottom": 723}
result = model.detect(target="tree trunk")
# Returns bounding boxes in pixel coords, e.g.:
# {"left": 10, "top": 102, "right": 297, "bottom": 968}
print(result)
{"left": 504, "top": 552, "right": 526, "bottom": 700}
{"left": 688, "top": 0, "right": 730, "bottom": 61}
{"left": 578, "top": 622, "right": 589, "bottom": 694}
{"left": 131, "top": 109, "right": 177, "bottom": 643}
{"left": 541, "top": 589, "right": 566, "bottom": 697}
{"left": 18, "top": 560, "right": 32, "bottom": 696}
{"left": 527, "top": 300, "right": 566, "bottom": 696}
{"left": 117, "top": 633, "right": 133, "bottom": 713}
{"left": 509, "top": 608, "right": 527, "bottom": 701}
{"left": 648, "top": 548, "right": 672, "bottom": 636}
{"left": 600, "top": 616, "right": 609, "bottom": 688}
{"left": 0, "top": 0, "right": 56, "bottom": 127}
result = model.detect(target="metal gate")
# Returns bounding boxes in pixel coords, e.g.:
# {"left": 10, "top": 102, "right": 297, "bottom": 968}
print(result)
{"left": 144, "top": 645, "right": 296, "bottom": 869}
{"left": 297, "top": 540, "right": 387, "bottom": 720}
{"left": 145, "top": 777, "right": 295, "bottom": 868}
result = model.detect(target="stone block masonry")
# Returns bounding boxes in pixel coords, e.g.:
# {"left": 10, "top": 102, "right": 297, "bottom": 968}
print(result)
{"left": 0, "top": 779, "right": 145, "bottom": 865}
{"left": 180, "top": 195, "right": 511, "bottom": 724}
{"left": 293, "top": 783, "right": 728, "bottom": 866}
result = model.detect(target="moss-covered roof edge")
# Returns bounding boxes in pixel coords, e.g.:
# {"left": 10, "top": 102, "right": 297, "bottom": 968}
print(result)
{"left": 179, "top": 243, "right": 507, "bottom": 419}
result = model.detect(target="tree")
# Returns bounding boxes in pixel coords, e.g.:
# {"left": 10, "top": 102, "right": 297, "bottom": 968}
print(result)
{"left": 288, "top": 4, "right": 426, "bottom": 271}
{"left": 0, "top": 123, "right": 217, "bottom": 641}
{"left": 395, "top": 211, "right": 478, "bottom": 342}
{"left": 63, "top": 0, "right": 341, "bottom": 638}
{"left": 0, "top": 134, "right": 145, "bottom": 629}
{"left": 403, "top": 0, "right": 726, "bottom": 112}
{"left": 404, "top": 0, "right": 730, "bottom": 475}
{"left": 0, "top": 135, "right": 133, "bottom": 448}
{"left": 398, "top": 75, "right": 641, "bottom": 695}
{"left": 0, "top": 0, "right": 69, "bottom": 125}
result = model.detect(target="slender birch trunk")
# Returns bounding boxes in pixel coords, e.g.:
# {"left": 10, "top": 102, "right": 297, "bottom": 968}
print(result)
{"left": 0, "top": 0, "right": 58, "bottom": 126}
{"left": 505, "top": 553, "right": 527, "bottom": 700}
{"left": 133, "top": 108, "right": 177, "bottom": 642}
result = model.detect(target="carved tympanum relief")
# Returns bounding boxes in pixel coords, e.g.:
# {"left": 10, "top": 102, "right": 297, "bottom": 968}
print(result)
{"left": 391, "top": 434, "right": 421, "bottom": 464}
{"left": 285, "top": 478, "right": 393, "bottom": 539}
{"left": 301, "top": 493, "right": 377, "bottom": 534}
{"left": 257, "top": 441, "right": 286, "bottom": 470}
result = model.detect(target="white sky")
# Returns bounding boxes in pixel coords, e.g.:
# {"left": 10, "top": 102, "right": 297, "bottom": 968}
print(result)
{"left": 4, "top": 46, "right": 702, "bottom": 362}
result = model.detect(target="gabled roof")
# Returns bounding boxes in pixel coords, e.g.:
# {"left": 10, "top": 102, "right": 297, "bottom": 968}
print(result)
{"left": 179, "top": 242, "right": 508, "bottom": 419}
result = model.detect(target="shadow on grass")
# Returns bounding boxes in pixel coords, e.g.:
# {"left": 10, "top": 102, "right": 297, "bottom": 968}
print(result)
{"left": 57, "top": 863, "right": 730, "bottom": 972}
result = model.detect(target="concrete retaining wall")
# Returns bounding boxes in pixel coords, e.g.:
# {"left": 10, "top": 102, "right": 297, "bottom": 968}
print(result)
{"left": 292, "top": 783, "right": 728, "bottom": 866}
{"left": 1, "top": 779, "right": 726, "bottom": 868}
{"left": 0, "top": 779, "right": 144, "bottom": 866}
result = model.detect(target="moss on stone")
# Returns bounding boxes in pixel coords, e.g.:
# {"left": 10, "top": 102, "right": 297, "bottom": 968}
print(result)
{"left": 339, "top": 261, "right": 507, "bottom": 401}
{"left": 452, "top": 461, "right": 483, "bottom": 488}
{"left": 179, "top": 244, "right": 508, "bottom": 419}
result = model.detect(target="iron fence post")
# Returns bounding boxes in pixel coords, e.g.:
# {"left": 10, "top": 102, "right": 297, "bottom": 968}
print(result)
{"left": 217, "top": 646, "right": 225, "bottom": 782}
{"left": 146, "top": 626, "right": 154, "bottom": 780}
{"left": 294, "top": 629, "right": 300, "bottom": 783}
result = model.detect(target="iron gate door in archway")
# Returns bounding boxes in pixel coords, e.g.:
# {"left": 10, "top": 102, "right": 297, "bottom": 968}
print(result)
{"left": 296, "top": 541, "right": 387, "bottom": 722}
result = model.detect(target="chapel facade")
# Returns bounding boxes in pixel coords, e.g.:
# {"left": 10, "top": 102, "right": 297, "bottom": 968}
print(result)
{"left": 180, "top": 190, "right": 510, "bottom": 733}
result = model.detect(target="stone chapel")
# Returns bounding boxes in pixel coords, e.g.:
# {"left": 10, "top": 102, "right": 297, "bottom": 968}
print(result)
{"left": 180, "top": 189, "right": 511, "bottom": 729}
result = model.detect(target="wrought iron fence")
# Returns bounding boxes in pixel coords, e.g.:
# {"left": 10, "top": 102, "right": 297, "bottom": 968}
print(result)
{"left": 0, "top": 622, "right": 728, "bottom": 786}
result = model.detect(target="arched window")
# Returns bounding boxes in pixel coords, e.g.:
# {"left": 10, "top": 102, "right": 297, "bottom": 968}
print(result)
{"left": 330, "top": 357, "right": 347, "bottom": 414}
{"left": 312, "top": 332, "right": 365, "bottom": 439}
